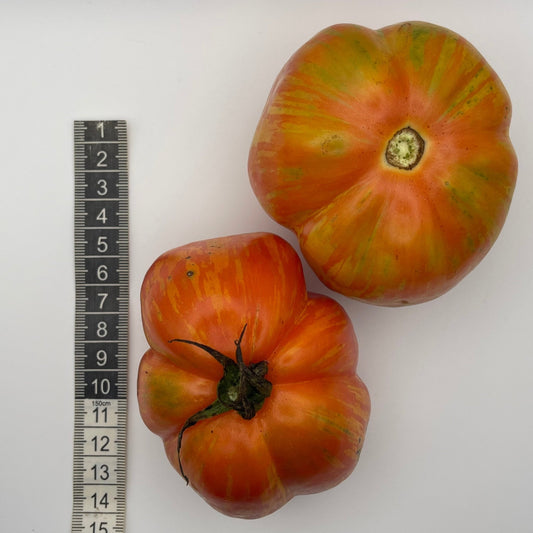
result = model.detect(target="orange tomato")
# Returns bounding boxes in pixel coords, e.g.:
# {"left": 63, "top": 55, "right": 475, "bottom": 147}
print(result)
{"left": 138, "top": 233, "right": 370, "bottom": 518}
{"left": 249, "top": 22, "right": 517, "bottom": 305}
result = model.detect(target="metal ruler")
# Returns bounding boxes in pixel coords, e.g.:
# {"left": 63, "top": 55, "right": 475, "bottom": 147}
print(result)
{"left": 73, "top": 120, "right": 129, "bottom": 533}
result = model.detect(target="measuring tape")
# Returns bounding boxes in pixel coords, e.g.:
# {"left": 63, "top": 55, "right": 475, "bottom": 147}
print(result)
{"left": 73, "top": 120, "right": 129, "bottom": 533}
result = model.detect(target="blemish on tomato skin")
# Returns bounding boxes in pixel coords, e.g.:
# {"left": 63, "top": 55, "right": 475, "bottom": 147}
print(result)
{"left": 320, "top": 134, "right": 345, "bottom": 156}
{"left": 152, "top": 300, "right": 163, "bottom": 322}
{"left": 281, "top": 166, "right": 304, "bottom": 181}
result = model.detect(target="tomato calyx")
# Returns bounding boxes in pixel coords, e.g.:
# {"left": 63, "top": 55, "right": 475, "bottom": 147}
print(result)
{"left": 168, "top": 324, "right": 272, "bottom": 484}
{"left": 385, "top": 126, "right": 425, "bottom": 170}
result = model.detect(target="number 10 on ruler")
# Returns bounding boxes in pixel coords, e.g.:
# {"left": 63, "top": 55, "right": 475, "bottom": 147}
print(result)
{"left": 73, "top": 120, "right": 128, "bottom": 533}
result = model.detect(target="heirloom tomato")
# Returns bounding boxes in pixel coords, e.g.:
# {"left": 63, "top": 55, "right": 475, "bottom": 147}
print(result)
{"left": 138, "top": 232, "right": 370, "bottom": 519}
{"left": 248, "top": 22, "right": 517, "bottom": 306}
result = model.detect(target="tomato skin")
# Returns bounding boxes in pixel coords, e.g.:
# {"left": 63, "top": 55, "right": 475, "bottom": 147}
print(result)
{"left": 248, "top": 22, "right": 517, "bottom": 306}
{"left": 138, "top": 232, "right": 370, "bottom": 519}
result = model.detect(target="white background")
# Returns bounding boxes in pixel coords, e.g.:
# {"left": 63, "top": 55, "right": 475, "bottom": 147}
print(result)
{"left": 1, "top": 1, "right": 532, "bottom": 532}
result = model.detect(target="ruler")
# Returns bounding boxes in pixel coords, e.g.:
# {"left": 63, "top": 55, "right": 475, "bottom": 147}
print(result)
{"left": 73, "top": 120, "right": 129, "bottom": 533}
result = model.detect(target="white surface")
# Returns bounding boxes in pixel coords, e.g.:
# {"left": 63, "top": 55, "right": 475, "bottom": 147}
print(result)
{"left": 1, "top": 1, "right": 532, "bottom": 531}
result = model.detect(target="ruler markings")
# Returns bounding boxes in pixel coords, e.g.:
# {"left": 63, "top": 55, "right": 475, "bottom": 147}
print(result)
{"left": 81, "top": 141, "right": 122, "bottom": 145}
{"left": 83, "top": 169, "right": 122, "bottom": 173}
{"left": 72, "top": 121, "right": 128, "bottom": 533}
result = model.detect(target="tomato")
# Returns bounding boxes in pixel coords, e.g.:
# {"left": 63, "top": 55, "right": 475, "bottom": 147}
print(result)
{"left": 137, "top": 232, "right": 370, "bottom": 519}
{"left": 248, "top": 22, "right": 517, "bottom": 306}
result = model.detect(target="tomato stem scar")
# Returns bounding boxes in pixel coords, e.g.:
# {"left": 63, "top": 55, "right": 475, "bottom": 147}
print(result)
{"left": 385, "top": 126, "right": 425, "bottom": 170}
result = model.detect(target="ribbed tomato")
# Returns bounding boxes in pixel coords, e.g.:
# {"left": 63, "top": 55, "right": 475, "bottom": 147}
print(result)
{"left": 137, "top": 232, "right": 370, "bottom": 519}
{"left": 248, "top": 21, "right": 517, "bottom": 305}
